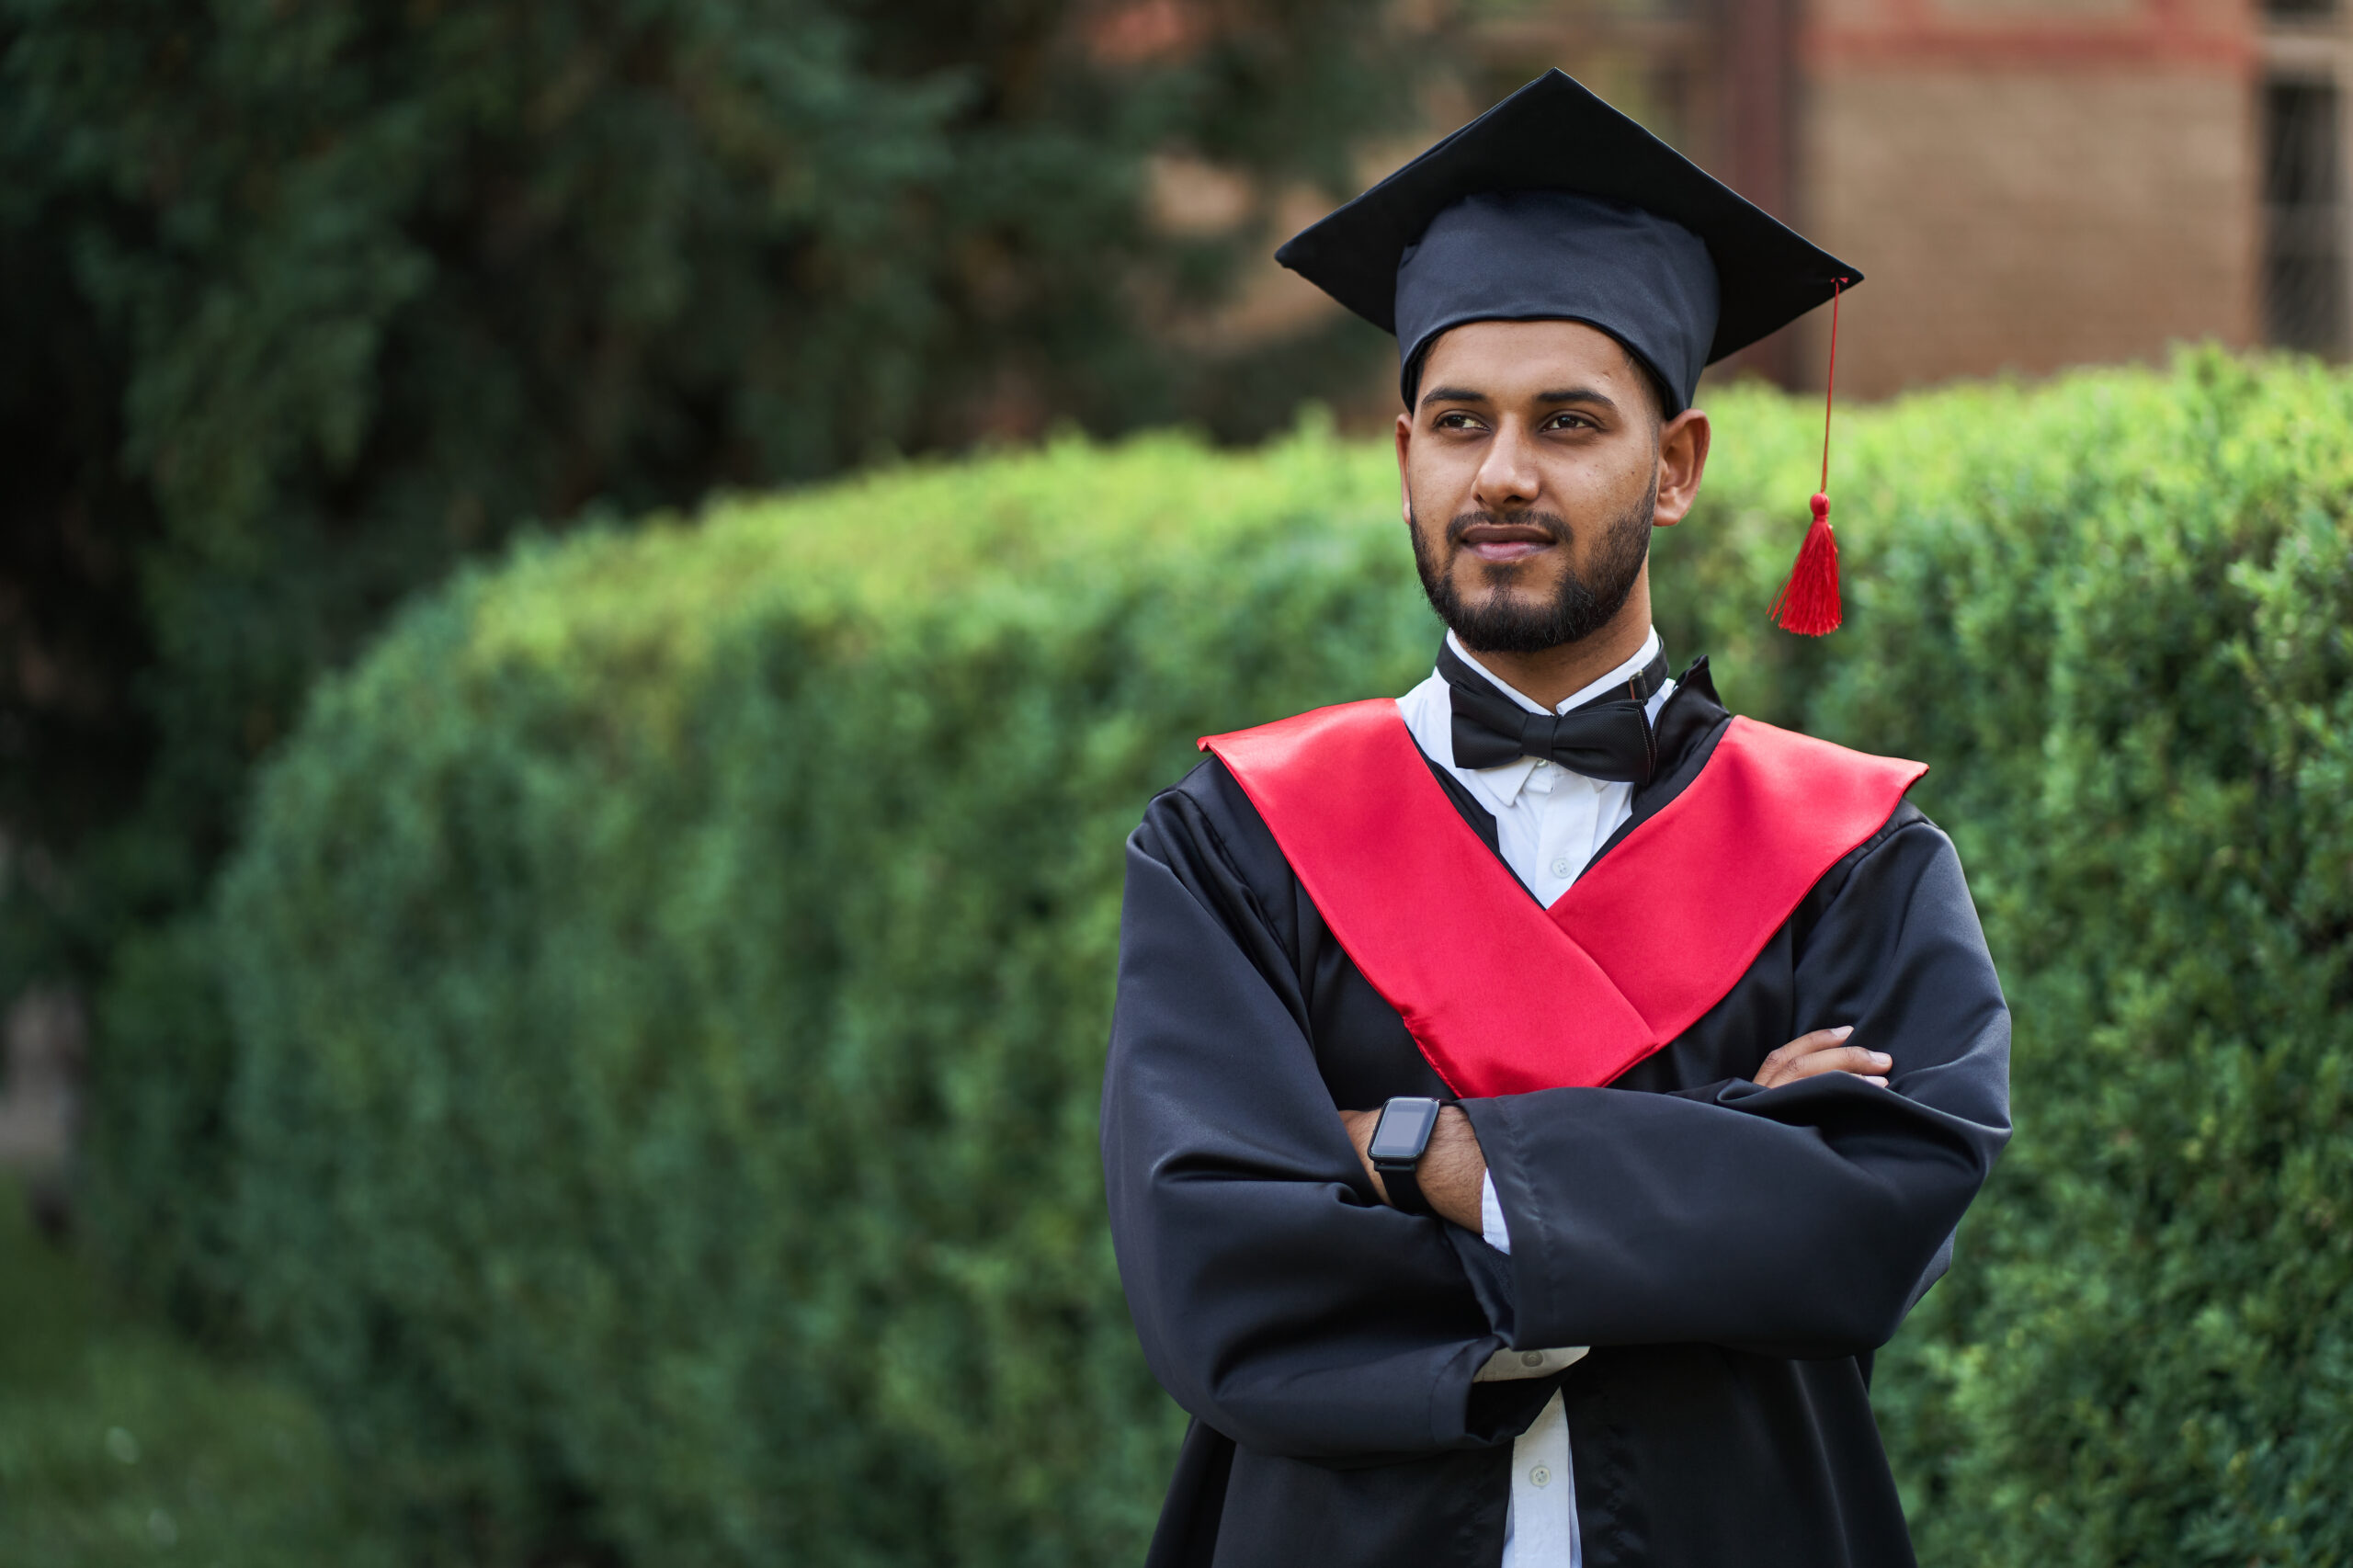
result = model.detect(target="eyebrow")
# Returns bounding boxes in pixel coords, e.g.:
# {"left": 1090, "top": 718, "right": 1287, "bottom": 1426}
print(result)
{"left": 1417, "top": 384, "right": 1620, "bottom": 412}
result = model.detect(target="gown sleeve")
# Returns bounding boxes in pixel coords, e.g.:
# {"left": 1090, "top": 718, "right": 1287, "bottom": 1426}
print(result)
{"left": 1462, "top": 812, "right": 2013, "bottom": 1358}
{"left": 1100, "top": 785, "right": 1552, "bottom": 1462}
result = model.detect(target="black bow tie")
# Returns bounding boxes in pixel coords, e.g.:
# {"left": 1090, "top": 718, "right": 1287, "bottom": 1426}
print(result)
{"left": 1440, "top": 640, "right": 1668, "bottom": 783}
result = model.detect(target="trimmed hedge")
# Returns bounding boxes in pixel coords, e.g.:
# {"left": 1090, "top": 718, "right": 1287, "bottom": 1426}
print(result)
{"left": 214, "top": 424, "right": 1427, "bottom": 1563}
{"left": 210, "top": 354, "right": 2350, "bottom": 1565}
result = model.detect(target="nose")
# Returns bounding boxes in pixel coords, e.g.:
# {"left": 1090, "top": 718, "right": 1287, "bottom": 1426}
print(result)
{"left": 1472, "top": 421, "right": 1540, "bottom": 513}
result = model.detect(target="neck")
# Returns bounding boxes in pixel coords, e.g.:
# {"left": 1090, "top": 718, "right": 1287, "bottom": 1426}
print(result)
{"left": 1455, "top": 574, "right": 1654, "bottom": 710}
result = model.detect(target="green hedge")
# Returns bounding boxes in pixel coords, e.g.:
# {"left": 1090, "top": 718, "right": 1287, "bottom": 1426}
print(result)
{"left": 207, "top": 353, "right": 2351, "bottom": 1564}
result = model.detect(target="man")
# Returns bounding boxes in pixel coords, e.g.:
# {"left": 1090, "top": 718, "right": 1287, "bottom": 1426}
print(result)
{"left": 1099, "top": 72, "right": 2010, "bottom": 1566}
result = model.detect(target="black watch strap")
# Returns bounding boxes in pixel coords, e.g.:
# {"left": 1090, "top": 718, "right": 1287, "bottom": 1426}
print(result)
{"left": 1381, "top": 1155, "right": 1432, "bottom": 1217}
{"left": 1369, "top": 1096, "right": 1442, "bottom": 1217}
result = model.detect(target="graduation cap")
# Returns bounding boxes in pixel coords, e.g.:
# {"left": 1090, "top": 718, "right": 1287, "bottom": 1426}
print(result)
{"left": 1276, "top": 69, "right": 1859, "bottom": 635}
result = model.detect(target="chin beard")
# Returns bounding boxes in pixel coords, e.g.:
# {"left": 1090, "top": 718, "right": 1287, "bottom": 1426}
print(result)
{"left": 1410, "top": 479, "right": 1656, "bottom": 654}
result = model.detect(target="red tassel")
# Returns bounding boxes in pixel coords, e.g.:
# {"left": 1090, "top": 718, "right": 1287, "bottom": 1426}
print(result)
{"left": 1772, "top": 274, "right": 1850, "bottom": 637}
{"left": 1771, "top": 493, "right": 1841, "bottom": 635}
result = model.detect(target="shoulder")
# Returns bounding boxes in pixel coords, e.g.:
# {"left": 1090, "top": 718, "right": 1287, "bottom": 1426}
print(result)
{"left": 1197, "top": 698, "right": 1411, "bottom": 778}
{"left": 1721, "top": 715, "right": 1927, "bottom": 794}
{"left": 1704, "top": 718, "right": 1951, "bottom": 935}
{"left": 1802, "top": 799, "right": 1970, "bottom": 935}
{"left": 1143, "top": 754, "right": 1269, "bottom": 848}
{"left": 1126, "top": 754, "right": 1329, "bottom": 981}
{"left": 1841, "top": 798, "right": 1939, "bottom": 868}
{"left": 1133, "top": 756, "right": 1296, "bottom": 906}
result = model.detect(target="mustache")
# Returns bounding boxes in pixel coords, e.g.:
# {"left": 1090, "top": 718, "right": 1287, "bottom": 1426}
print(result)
{"left": 1445, "top": 508, "right": 1574, "bottom": 548}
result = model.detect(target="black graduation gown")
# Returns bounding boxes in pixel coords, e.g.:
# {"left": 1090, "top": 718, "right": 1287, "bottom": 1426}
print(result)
{"left": 1099, "top": 664, "right": 2012, "bottom": 1567}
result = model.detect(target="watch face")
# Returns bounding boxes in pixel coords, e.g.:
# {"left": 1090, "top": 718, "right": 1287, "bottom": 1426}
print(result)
{"left": 1368, "top": 1098, "right": 1438, "bottom": 1162}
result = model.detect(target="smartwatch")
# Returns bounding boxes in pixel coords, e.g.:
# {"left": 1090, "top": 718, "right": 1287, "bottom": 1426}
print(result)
{"left": 1368, "top": 1096, "right": 1443, "bottom": 1216}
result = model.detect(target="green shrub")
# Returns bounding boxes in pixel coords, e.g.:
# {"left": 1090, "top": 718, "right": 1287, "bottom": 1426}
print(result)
{"left": 215, "top": 425, "right": 1429, "bottom": 1562}
{"left": 213, "top": 354, "right": 2351, "bottom": 1564}
{"left": 1790, "top": 358, "right": 2353, "bottom": 1566}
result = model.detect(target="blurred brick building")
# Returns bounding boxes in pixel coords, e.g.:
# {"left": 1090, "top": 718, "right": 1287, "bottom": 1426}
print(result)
{"left": 1456, "top": 0, "right": 2306, "bottom": 399}
{"left": 1165, "top": 0, "right": 2333, "bottom": 404}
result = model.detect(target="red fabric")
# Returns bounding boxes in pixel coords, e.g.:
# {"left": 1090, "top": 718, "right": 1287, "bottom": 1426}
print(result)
{"left": 1771, "top": 494, "right": 1843, "bottom": 636}
{"left": 1199, "top": 704, "right": 1925, "bottom": 1096}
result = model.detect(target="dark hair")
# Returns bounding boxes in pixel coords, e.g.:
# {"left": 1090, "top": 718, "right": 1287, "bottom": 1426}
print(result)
{"left": 1401, "top": 324, "right": 1674, "bottom": 424}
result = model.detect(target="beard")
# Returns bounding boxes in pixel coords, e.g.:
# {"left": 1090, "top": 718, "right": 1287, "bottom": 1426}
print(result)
{"left": 1409, "top": 475, "right": 1657, "bottom": 654}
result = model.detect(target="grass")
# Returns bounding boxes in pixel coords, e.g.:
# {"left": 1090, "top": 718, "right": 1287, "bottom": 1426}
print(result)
{"left": 0, "top": 1181, "right": 401, "bottom": 1567}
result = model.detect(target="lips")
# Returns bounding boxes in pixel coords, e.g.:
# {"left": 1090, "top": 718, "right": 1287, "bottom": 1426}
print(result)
{"left": 1458, "top": 520, "right": 1558, "bottom": 564}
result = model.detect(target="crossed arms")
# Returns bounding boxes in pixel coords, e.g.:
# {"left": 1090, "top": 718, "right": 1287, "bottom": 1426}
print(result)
{"left": 1101, "top": 776, "right": 2011, "bottom": 1460}
{"left": 1339, "top": 1026, "right": 1896, "bottom": 1230}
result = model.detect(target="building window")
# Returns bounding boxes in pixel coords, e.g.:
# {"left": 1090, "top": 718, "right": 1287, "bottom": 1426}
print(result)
{"left": 2263, "top": 77, "right": 2346, "bottom": 355}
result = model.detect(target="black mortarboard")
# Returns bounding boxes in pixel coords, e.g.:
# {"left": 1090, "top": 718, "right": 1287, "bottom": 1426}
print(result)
{"left": 1275, "top": 69, "right": 1859, "bottom": 415}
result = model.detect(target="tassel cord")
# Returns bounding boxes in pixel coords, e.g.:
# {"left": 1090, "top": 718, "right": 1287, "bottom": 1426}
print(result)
{"left": 1771, "top": 277, "right": 1847, "bottom": 637}
{"left": 1819, "top": 274, "right": 1840, "bottom": 495}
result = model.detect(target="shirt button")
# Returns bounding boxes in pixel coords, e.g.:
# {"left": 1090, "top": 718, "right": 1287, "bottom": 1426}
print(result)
{"left": 1550, "top": 858, "right": 1573, "bottom": 878}
{"left": 1529, "top": 1465, "right": 1552, "bottom": 1488}
{"left": 1521, "top": 1350, "right": 1546, "bottom": 1368}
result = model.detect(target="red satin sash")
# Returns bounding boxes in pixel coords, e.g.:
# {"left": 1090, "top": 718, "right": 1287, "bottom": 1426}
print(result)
{"left": 1199, "top": 705, "right": 1926, "bottom": 1096}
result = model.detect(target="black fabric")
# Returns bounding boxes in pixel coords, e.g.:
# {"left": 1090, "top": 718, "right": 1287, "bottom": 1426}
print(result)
{"left": 1595, "top": 656, "right": 1723, "bottom": 858}
{"left": 1439, "top": 639, "right": 1668, "bottom": 779}
{"left": 1100, "top": 672, "right": 2011, "bottom": 1567}
{"left": 1273, "top": 69, "right": 1861, "bottom": 412}
{"left": 1396, "top": 190, "right": 1716, "bottom": 417}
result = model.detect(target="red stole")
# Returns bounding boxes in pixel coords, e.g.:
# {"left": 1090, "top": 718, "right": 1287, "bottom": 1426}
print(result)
{"left": 1199, "top": 704, "right": 1925, "bottom": 1096}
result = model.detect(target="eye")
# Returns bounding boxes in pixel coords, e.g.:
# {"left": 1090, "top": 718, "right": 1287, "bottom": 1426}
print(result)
{"left": 1433, "top": 411, "right": 1484, "bottom": 431}
{"left": 1543, "top": 411, "right": 1597, "bottom": 432}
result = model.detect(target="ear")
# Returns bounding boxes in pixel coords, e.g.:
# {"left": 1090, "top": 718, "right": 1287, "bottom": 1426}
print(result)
{"left": 1651, "top": 408, "right": 1711, "bottom": 527}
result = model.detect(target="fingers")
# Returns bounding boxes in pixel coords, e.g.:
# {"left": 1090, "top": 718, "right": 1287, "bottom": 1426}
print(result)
{"left": 1755, "top": 1025, "right": 1852, "bottom": 1086}
{"left": 1779, "top": 1045, "right": 1893, "bottom": 1085}
{"left": 1754, "top": 1026, "right": 1894, "bottom": 1089}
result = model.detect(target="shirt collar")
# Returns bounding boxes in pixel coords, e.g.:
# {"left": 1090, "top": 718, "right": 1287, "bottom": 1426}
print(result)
{"left": 1439, "top": 628, "right": 1664, "bottom": 804}
{"left": 1443, "top": 626, "right": 1665, "bottom": 716}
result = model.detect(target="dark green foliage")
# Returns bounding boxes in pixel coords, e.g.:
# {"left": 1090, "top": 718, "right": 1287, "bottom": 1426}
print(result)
{"left": 0, "top": 1178, "right": 400, "bottom": 1567}
{"left": 0, "top": 0, "right": 1410, "bottom": 1320}
{"left": 210, "top": 355, "right": 2348, "bottom": 1563}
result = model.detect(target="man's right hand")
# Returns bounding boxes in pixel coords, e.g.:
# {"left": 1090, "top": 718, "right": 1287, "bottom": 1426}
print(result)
{"left": 1754, "top": 1026, "right": 1891, "bottom": 1089}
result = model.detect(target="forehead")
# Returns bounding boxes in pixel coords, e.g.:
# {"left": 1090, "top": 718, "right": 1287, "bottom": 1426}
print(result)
{"left": 1419, "top": 318, "right": 1643, "bottom": 394}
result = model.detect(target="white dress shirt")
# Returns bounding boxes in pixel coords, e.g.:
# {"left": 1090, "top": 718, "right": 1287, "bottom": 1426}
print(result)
{"left": 1392, "top": 628, "right": 1677, "bottom": 1567}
